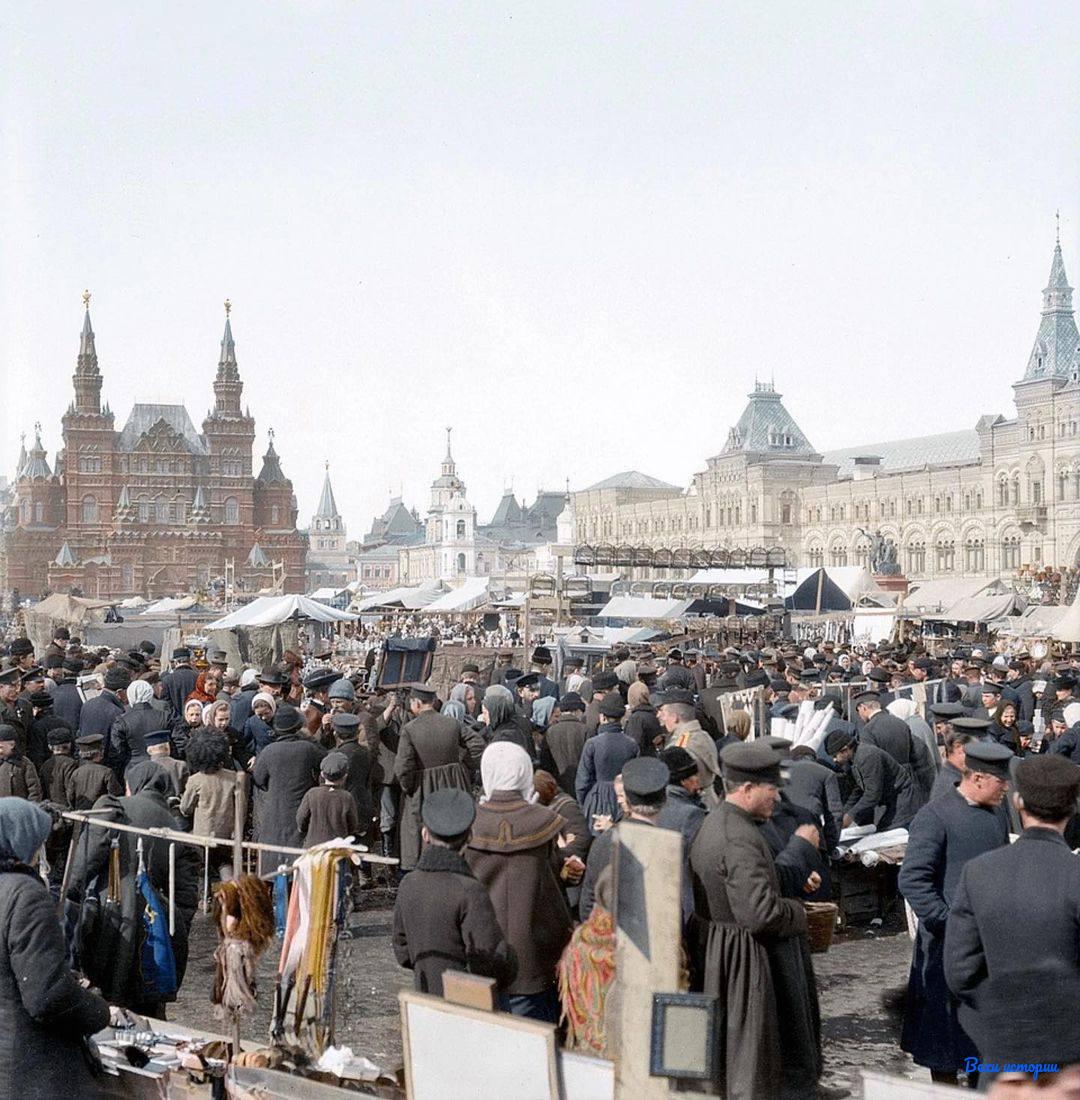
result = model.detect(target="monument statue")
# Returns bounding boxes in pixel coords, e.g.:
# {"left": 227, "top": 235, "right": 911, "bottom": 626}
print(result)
{"left": 857, "top": 527, "right": 901, "bottom": 576}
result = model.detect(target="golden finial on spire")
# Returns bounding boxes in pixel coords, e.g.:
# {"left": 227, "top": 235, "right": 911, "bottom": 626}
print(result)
{"left": 224, "top": 298, "right": 232, "bottom": 317}
{"left": 82, "top": 289, "right": 91, "bottom": 309}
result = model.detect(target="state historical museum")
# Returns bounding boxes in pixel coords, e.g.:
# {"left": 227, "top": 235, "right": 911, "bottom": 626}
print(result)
{"left": 4, "top": 297, "right": 307, "bottom": 601}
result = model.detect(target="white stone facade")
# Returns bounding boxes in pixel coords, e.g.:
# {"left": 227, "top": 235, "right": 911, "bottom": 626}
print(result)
{"left": 572, "top": 238, "right": 1080, "bottom": 584}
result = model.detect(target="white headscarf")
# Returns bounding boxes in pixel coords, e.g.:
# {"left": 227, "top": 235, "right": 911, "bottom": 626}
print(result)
{"left": 252, "top": 691, "right": 277, "bottom": 715}
{"left": 127, "top": 679, "right": 154, "bottom": 706}
{"left": 887, "top": 698, "right": 917, "bottom": 721}
{"left": 1065, "top": 702, "right": 1080, "bottom": 729}
{"left": 480, "top": 741, "right": 536, "bottom": 804}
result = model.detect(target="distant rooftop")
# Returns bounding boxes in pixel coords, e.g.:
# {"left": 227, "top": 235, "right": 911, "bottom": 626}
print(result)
{"left": 823, "top": 429, "right": 982, "bottom": 478}
{"left": 583, "top": 471, "right": 680, "bottom": 492}
{"left": 117, "top": 404, "right": 208, "bottom": 455}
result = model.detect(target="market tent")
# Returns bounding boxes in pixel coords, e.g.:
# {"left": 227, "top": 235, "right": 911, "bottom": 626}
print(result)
{"left": 794, "top": 566, "right": 884, "bottom": 605}
{"left": 993, "top": 603, "right": 1068, "bottom": 637}
{"left": 420, "top": 577, "right": 490, "bottom": 613}
{"left": 141, "top": 596, "right": 202, "bottom": 616}
{"left": 785, "top": 568, "right": 861, "bottom": 612}
{"left": 353, "top": 581, "right": 444, "bottom": 613}
{"left": 903, "top": 577, "right": 1008, "bottom": 615}
{"left": 597, "top": 596, "right": 693, "bottom": 620}
{"left": 204, "top": 594, "right": 357, "bottom": 630}
{"left": 922, "top": 592, "right": 1023, "bottom": 624}
{"left": 1052, "top": 587, "right": 1080, "bottom": 643}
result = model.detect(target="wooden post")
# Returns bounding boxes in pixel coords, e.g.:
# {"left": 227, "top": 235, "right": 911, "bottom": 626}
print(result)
{"left": 233, "top": 770, "right": 247, "bottom": 878}
{"left": 613, "top": 821, "right": 681, "bottom": 1100}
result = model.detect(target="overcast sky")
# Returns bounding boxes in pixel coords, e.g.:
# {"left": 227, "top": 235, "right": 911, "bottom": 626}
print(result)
{"left": 3, "top": 3, "right": 1078, "bottom": 536}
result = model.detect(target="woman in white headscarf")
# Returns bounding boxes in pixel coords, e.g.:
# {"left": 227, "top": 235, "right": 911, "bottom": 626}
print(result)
{"left": 887, "top": 697, "right": 940, "bottom": 788}
{"left": 107, "top": 677, "right": 168, "bottom": 773}
{"left": 467, "top": 742, "right": 572, "bottom": 1023}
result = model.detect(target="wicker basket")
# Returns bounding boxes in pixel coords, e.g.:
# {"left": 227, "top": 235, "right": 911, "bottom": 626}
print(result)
{"left": 804, "top": 901, "right": 838, "bottom": 954}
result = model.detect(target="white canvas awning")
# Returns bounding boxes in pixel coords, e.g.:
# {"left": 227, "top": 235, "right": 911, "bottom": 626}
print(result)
{"left": 1052, "top": 587, "right": 1080, "bottom": 643}
{"left": 922, "top": 592, "right": 1023, "bottom": 624}
{"left": 420, "top": 577, "right": 490, "bottom": 613}
{"left": 597, "top": 596, "right": 693, "bottom": 620}
{"left": 903, "top": 577, "right": 1008, "bottom": 614}
{"left": 352, "top": 582, "right": 445, "bottom": 612}
{"left": 204, "top": 594, "right": 357, "bottom": 629}
{"left": 141, "top": 596, "right": 200, "bottom": 616}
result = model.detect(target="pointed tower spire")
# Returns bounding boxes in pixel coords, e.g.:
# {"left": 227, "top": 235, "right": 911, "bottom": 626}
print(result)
{"left": 256, "top": 428, "right": 288, "bottom": 484}
{"left": 73, "top": 290, "right": 103, "bottom": 413}
{"left": 15, "top": 433, "right": 27, "bottom": 480}
{"left": 1023, "top": 227, "right": 1079, "bottom": 380}
{"left": 315, "top": 461, "right": 340, "bottom": 520}
{"left": 209, "top": 298, "right": 243, "bottom": 416}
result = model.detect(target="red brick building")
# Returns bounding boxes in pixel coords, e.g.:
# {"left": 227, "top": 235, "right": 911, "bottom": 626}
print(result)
{"left": 4, "top": 297, "right": 307, "bottom": 601}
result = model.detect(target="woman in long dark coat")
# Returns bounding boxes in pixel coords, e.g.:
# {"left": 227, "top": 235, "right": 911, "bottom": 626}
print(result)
{"left": 0, "top": 798, "right": 110, "bottom": 1098}
{"left": 466, "top": 743, "right": 572, "bottom": 1023}
{"left": 622, "top": 682, "right": 663, "bottom": 756}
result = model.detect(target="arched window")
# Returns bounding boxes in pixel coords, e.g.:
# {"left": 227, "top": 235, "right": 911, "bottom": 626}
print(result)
{"left": 456, "top": 553, "right": 466, "bottom": 574}
{"left": 224, "top": 497, "right": 239, "bottom": 525}
{"left": 907, "top": 541, "right": 926, "bottom": 574}
{"left": 137, "top": 497, "right": 151, "bottom": 524}
{"left": 807, "top": 545, "right": 824, "bottom": 568}
{"left": 271, "top": 505, "right": 280, "bottom": 525}
{"left": 81, "top": 496, "right": 98, "bottom": 524}
{"left": 456, "top": 519, "right": 466, "bottom": 539}
{"left": 34, "top": 502, "right": 43, "bottom": 523}
{"left": 121, "top": 562, "right": 134, "bottom": 592}
{"left": 964, "top": 539, "right": 985, "bottom": 572}
{"left": 1001, "top": 535, "right": 1021, "bottom": 570}
{"left": 935, "top": 538, "right": 955, "bottom": 572}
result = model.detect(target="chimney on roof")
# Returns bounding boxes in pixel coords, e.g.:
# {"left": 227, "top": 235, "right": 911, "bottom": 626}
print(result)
{"left": 852, "top": 455, "right": 882, "bottom": 481}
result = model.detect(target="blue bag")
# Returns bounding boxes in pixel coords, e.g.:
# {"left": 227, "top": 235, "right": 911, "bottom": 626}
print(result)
{"left": 136, "top": 840, "right": 177, "bottom": 999}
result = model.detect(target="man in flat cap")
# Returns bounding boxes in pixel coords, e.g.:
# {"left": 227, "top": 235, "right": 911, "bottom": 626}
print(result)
{"left": 393, "top": 788, "right": 516, "bottom": 998}
{"left": 689, "top": 742, "right": 821, "bottom": 1100}
{"left": 539, "top": 693, "right": 589, "bottom": 796}
{"left": 67, "top": 733, "right": 122, "bottom": 810}
{"left": 930, "top": 721, "right": 985, "bottom": 800}
{"left": 657, "top": 747, "right": 707, "bottom": 924}
{"left": 395, "top": 685, "right": 485, "bottom": 873}
{"left": 945, "top": 755, "right": 1080, "bottom": 1076}
{"left": 0, "top": 667, "right": 29, "bottom": 751}
{"left": 899, "top": 741, "right": 1011, "bottom": 1085}
{"left": 853, "top": 691, "right": 933, "bottom": 816}
{"left": 659, "top": 649, "right": 695, "bottom": 693}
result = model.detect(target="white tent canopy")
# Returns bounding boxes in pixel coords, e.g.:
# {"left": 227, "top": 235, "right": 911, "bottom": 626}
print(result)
{"left": 205, "top": 594, "right": 357, "bottom": 630}
{"left": 353, "top": 581, "right": 445, "bottom": 613}
{"left": 420, "top": 577, "right": 490, "bottom": 613}
{"left": 1052, "top": 586, "right": 1080, "bottom": 643}
{"left": 597, "top": 596, "right": 693, "bottom": 620}
{"left": 687, "top": 565, "right": 887, "bottom": 606}
{"left": 921, "top": 592, "right": 1023, "bottom": 624}
{"left": 141, "top": 596, "right": 200, "bottom": 616}
{"left": 903, "top": 577, "right": 1008, "bottom": 615}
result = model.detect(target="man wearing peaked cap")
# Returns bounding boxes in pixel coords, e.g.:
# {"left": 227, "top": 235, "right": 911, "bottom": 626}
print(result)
{"left": 539, "top": 693, "right": 589, "bottom": 797}
{"left": 689, "top": 742, "right": 823, "bottom": 1098}
{"left": 393, "top": 787, "right": 516, "bottom": 998}
{"left": 658, "top": 690, "right": 719, "bottom": 809}
{"left": 825, "top": 725, "right": 918, "bottom": 831}
{"left": 899, "top": 735, "right": 1011, "bottom": 1083}
{"left": 161, "top": 648, "right": 198, "bottom": 719}
{"left": 657, "top": 747, "right": 708, "bottom": 923}
{"left": 328, "top": 712, "right": 374, "bottom": 851}
{"left": 68, "top": 732, "right": 122, "bottom": 809}
{"left": 944, "top": 754, "right": 1080, "bottom": 1070}
{"left": 76, "top": 666, "right": 128, "bottom": 747}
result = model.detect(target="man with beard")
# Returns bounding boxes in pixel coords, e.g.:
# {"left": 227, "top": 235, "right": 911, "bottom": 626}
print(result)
{"left": 899, "top": 741, "right": 1011, "bottom": 1086}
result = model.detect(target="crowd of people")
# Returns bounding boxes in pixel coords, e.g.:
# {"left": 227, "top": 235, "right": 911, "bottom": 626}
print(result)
{"left": 1, "top": 623, "right": 1080, "bottom": 1095}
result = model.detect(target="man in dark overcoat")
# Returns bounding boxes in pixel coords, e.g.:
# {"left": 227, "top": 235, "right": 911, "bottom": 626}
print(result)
{"left": 395, "top": 685, "right": 484, "bottom": 871}
{"left": 79, "top": 668, "right": 128, "bottom": 739}
{"left": 393, "top": 788, "right": 516, "bottom": 996}
{"left": 945, "top": 754, "right": 1080, "bottom": 1074}
{"left": 160, "top": 648, "right": 198, "bottom": 721}
{"left": 689, "top": 742, "right": 820, "bottom": 1100}
{"left": 539, "top": 692, "right": 589, "bottom": 795}
{"left": 899, "top": 741, "right": 1011, "bottom": 1085}
{"left": 251, "top": 704, "right": 326, "bottom": 873}
{"left": 825, "top": 727, "right": 916, "bottom": 829}
{"left": 856, "top": 690, "right": 933, "bottom": 810}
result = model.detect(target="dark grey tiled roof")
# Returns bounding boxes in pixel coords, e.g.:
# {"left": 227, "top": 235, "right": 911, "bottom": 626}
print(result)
{"left": 719, "top": 383, "right": 816, "bottom": 457}
{"left": 584, "top": 470, "right": 679, "bottom": 492}
{"left": 823, "top": 429, "right": 981, "bottom": 478}
{"left": 117, "top": 404, "right": 208, "bottom": 455}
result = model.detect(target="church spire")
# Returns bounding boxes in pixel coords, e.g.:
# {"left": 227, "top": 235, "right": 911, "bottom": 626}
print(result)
{"left": 315, "top": 461, "right": 340, "bottom": 520}
{"left": 73, "top": 289, "right": 103, "bottom": 413}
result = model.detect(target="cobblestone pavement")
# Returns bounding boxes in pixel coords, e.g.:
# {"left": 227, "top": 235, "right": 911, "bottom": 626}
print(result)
{"left": 173, "top": 889, "right": 924, "bottom": 1093}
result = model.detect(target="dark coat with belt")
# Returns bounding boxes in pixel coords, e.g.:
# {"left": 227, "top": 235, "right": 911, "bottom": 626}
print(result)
{"left": 898, "top": 787, "right": 1009, "bottom": 1071}
{"left": 945, "top": 827, "right": 1080, "bottom": 1065}
{"left": 66, "top": 790, "right": 201, "bottom": 1011}
{"left": 539, "top": 716, "right": 589, "bottom": 794}
{"left": 862, "top": 709, "right": 933, "bottom": 808}
{"left": 393, "top": 844, "right": 517, "bottom": 996}
{"left": 466, "top": 791, "right": 572, "bottom": 996}
{"left": 396, "top": 709, "right": 485, "bottom": 871}
{"left": 78, "top": 691, "right": 124, "bottom": 740}
{"left": 41, "top": 754, "right": 78, "bottom": 806}
{"left": 689, "top": 800, "right": 819, "bottom": 1100}
{"left": 106, "top": 701, "right": 166, "bottom": 776}
{"left": 337, "top": 740, "right": 374, "bottom": 837}
{"left": 0, "top": 865, "right": 110, "bottom": 1099}
{"left": 26, "top": 714, "right": 67, "bottom": 771}
{"left": 623, "top": 703, "right": 663, "bottom": 757}
{"left": 251, "top": 733, "right": 326, "bottom": 872}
